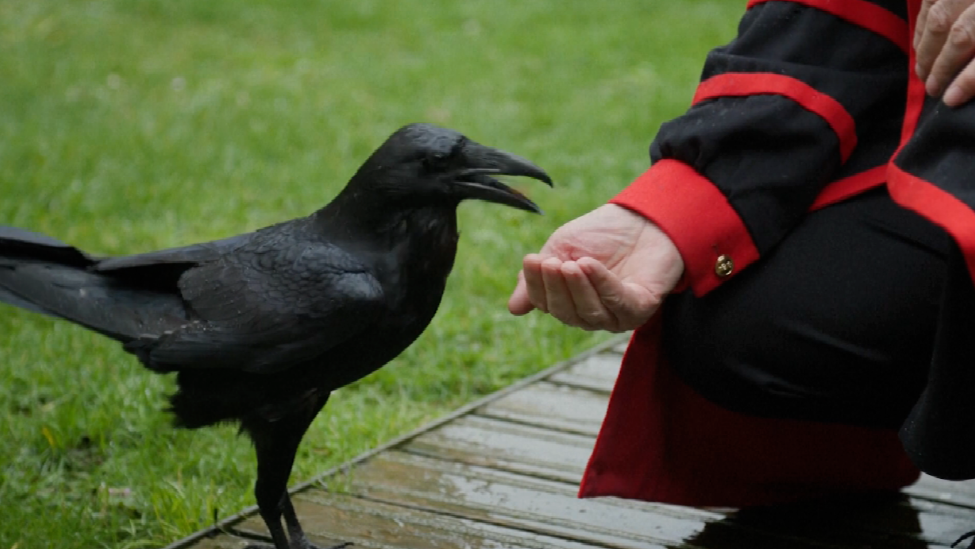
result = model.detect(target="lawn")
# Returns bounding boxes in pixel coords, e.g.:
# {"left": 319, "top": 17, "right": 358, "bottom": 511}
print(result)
{"left": 0, "top": 2, "right": 741, "bottom": 548}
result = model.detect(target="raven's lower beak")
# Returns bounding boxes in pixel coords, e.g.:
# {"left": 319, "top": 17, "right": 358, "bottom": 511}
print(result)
{"left": 453, "top": 142, "right": 553, "bottom": 214}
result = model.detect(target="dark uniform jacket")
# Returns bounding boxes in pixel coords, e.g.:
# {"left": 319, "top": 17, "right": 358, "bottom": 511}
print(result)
{"left": 580, "top": 0, "right": 975, "bottom": 506}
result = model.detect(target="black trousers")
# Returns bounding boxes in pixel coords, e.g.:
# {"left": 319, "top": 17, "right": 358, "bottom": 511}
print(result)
{"left": 663, "top": 187, "right": 951, "bottom": 430}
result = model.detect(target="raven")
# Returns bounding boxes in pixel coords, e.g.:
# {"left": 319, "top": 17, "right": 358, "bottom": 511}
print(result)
{"left": 0, "top": 123, "right": 551, "bottom": 549}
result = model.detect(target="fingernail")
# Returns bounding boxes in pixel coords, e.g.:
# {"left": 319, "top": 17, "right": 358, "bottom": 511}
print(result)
{"left": 926, "top": 76, "right": 941, "bottom": 97}
{"left": 944, "top": 86, "right": 963, "bottom": 107}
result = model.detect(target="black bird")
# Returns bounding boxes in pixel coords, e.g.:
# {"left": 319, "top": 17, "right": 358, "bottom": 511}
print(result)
{"left": 0, "top": 123, "right": 551, "bottom": 549}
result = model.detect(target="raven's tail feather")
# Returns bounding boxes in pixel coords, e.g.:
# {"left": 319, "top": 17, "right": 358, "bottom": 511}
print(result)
{"left": 0, "top": 225, "right": 187, "bottom": 344}
{"left": 0, "top": 229, "right": 74, "bottom": 315}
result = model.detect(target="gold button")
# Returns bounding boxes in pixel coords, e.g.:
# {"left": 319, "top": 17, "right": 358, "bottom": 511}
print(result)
{"left": 715, "top": 254, "right": 734, "bottom": 278}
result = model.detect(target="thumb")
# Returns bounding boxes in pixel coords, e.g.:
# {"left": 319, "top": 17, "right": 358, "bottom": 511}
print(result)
{"left": 508, "top": 270, "right": 536, "bottom": 315}
{"left": 578, "top": 257, "right": 659, "bottom": 329}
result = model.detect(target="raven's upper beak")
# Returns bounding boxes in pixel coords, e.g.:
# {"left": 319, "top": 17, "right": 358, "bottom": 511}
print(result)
{"left": 453, "top": 142, "right": 553, "bottom": 214}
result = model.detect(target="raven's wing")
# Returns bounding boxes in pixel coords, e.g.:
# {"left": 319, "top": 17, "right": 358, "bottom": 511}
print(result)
{"left": 125, "top": 241, "right": 384, "bottom": 374}
{"left": 95, "top": 233, "right": 250, "bottom": 272}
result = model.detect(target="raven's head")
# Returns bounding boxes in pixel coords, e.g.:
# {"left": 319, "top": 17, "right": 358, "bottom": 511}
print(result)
{"left": 350, "top": 123, "right": 552, "bottom": 213}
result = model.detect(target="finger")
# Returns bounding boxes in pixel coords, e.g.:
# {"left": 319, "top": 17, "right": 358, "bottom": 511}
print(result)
{"left": 541, "top": 257, "right": 587, "bottom": 327}
{"left": 917, "top": 0, "right": 970, "bottom": 88}
{"left": 507, "top": 270, "right": 536, "bottom": 315}
{"left": 521, "top": 254, "right": 548, "bottom": 313}
{"left": 916, "top": 0, "right": 933, "bottom": 51}
{"left": 927, "top": 4, "right": 975, "bottom": 97}
{"left": 944, "top": 58, "right": 975, "bottom": 104}
{"left": 561, "top": 260, "right": 619, "bottom": 330}
{"left": 579, "top": 258, "right": 658, "bottom": 330}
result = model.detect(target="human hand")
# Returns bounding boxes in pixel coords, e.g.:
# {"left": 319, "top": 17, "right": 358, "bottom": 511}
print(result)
{"left": 508, "top": 203, "right": 685, "bottom": 332}
{"left": 915, "top": 0, "right": 975, "bottom": 106}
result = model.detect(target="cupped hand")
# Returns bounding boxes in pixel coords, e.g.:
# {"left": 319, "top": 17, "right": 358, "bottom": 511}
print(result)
{"left": 508, "top": 204, "right": 684, "bottom": 332}
{"left": 915, "top": 0, "right": 975, "bottom": 106}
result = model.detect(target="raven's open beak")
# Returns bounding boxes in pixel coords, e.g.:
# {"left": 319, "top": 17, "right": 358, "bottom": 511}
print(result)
{"left": 453, "top": 142, "right": 553, "bottom": 214}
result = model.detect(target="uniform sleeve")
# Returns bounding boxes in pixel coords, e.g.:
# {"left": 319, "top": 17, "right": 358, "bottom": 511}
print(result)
{"left": 885, "top": 10, "right": 975, "bottom": 481}
{"left": 611, "top": 0, "right": 910, "bottom": 295}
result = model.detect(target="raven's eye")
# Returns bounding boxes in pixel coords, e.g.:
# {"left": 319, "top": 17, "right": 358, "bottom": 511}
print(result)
{"left": 423, "top": 152, "right": 448, "bottom": 170}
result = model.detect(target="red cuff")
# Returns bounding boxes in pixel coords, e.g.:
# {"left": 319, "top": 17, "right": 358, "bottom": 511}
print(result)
{"left": 610, "top": 160, "right": 760, "bottom": 296}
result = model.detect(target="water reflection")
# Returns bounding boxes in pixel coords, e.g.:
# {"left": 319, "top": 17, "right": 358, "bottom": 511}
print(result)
{"left": 680, "top": 493, "right": 933, "bottom": 548}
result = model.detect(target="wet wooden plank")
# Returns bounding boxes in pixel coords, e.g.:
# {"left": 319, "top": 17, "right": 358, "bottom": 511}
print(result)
{"left": 477, "top": 381, "right": 608, "bottom": 437}
{"left": 343, "top": 451, "right": 969, "bottom": 549}
{"left": 546, "top": 354, "right": 621, "bottom": 394}
{"left": 181, "top": 537, "right": 247, "bottom": 549}
{"left": 611, "top": 340, "right": 629, "bottom": 354}
{"left": 402, "top": 414, "right": 593, "bottom": 484}
{"left": 908, "top": 475, "right": 975, "bottom": 510}
{"left": 344, "top": 451, "right": 730, "bottom": 549}
{"left": 713, "top": 495, "right": 970, "bottom": 548}
{"left": 231, "top": 489, "right": 606, "bottom": 549}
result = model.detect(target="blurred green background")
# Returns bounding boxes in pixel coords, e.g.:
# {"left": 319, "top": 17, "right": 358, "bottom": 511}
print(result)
{"left": 0, "top": 1, "right": 741, "bottom": 547}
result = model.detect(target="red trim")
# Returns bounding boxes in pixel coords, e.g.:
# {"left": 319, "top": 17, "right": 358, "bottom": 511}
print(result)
{"left": 809, "top": 165, "right": 887, "bottom": 211}
{"left": 611, "top": 160, "right": 760, "bottom": 296}
{"left": 747, "top": 0, "right": 909, "bottom": 53}
{"left": 693, "top": 73, "right": 858, "bottom": 163}
{"left": 888, "top": 163, "right": 975, "bottom": 287}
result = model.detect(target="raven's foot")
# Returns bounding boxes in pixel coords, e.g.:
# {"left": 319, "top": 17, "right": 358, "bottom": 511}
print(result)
{"left": 954, "top": 530, "right": 975, "bottom": 548}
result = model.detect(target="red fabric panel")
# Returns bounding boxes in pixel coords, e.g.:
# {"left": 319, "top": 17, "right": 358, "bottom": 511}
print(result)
{"left": 693, "top": 73, "right": 858, "bottom": 163}
{"left": 579, "top": 317, "right": 921, "bottom": 507}
{"left": 809, "top": 165, "right": 887, "bottom": 211}
{"left": 610, "top": 160, "right": 760, "bottom": 296}
{"left": 747, "top": 0, "right": 909, "bottom": 53}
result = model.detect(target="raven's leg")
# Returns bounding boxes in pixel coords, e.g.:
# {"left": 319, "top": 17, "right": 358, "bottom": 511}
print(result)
{"left": 282, "top": 495, "right": 351, "bottom": 549}
{"left": 245, "top": 419, "right": 305, "bottom": 549}
{"left": 242, "top": 394, "right": 343, "bottom": 549}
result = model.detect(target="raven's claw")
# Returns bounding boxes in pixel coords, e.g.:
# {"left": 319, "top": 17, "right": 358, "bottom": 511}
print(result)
{"left": 953, "top": 530, "right": 975, "bottom": 548}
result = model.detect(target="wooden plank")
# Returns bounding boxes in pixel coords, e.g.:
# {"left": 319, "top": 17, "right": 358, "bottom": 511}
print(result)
{"left": 402, "top": 415, "right": 593, "bottom": 484}
{"left": 477, "top": 381, "right": 608, "bottom": 437}
{"left": 713, "top": 495, "right": 970, "bottom": 548}
{"left": 611, "top": 339, "right": 629, "bottom": 354}
{"left": 397, "top": 418, "right": 975, "bottom": 549}
{"left": 202, "top": 471, "right": 971, "bottom": 549}
{"left": 181, "top": 537, "right": 247, "bottom": 549}
{"left": 344, "top": 451, "right": 967, "bottom": 549}
{"left": 907, "top": 475, "right": 975, "bottom": 509}
{"left": 547, "top": 354, "right": 621, "bottom": 394}
{"left": 345, "top": 450, "right": 724, "bottom": 549}
{"left": 231, "top": 489, "right": 604, "bottom": 549}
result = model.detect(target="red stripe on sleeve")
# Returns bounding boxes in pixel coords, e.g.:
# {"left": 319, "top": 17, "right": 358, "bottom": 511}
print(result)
{"left": 888, "top": 164, "right": 975, "bottom": 287}
{"left": 747, "top": 0, "right": 909, "bottom": 53}
{"left": 693, "top": 73, "right": 858, "bottom": 163}
{"left": 611, "top": 160, "right": 760, "bottom": 296}
{"left": 809, "top": 165, "right": 887, "bottom": 211}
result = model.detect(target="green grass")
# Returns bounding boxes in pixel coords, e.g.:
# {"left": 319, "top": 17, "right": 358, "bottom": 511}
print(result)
{"left": 0, "top": 2, "right": 741, "bottom": 547}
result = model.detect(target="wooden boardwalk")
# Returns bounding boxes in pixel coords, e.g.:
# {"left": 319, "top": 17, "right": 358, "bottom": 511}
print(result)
{"left": 166, "top": 336, "right": 975, "bottom": 549}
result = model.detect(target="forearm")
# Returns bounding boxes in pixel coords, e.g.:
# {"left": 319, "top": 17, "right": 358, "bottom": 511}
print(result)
{"left": 616, "top": 0, "right": 910, "bottom": 295}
